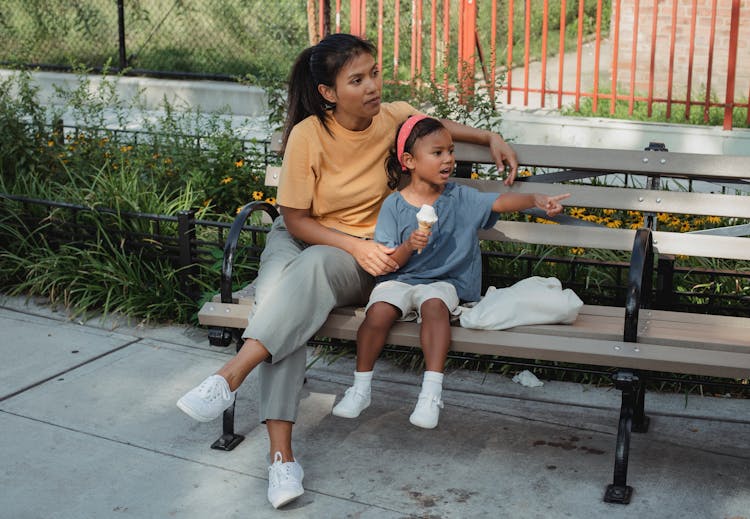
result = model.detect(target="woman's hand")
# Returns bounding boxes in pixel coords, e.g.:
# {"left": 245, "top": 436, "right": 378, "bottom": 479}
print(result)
{"left": 534, "top": 193, "right": 570, "bottom": 217}
{"left": 351, "top": 239, "right": 399, "bottom": 276}
{"left": 488, "top": 133, "right": 519, "bottom": 186}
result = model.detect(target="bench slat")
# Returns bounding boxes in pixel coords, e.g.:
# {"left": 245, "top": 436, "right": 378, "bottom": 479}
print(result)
{"left": 199, "top": 300, "right": 750, "bottom": 379}
{"left": 317, "top": 313, "right": 750, "bottom": 379}
{"left": 477, "top": 220, "right": 750, "bottom": 260}
{"left": 455, "top": 142, "right": 750, "bottom": 182}
{"left": 479, "top": 221, "right": 637, "bottom": 250}
{"left": 460, "top": 179, "right": 750, "bottom": 219}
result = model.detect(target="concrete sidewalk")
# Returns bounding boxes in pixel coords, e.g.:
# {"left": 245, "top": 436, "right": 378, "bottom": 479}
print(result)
{"left": 1, "top": 294, "right": 748, "bottom": 519}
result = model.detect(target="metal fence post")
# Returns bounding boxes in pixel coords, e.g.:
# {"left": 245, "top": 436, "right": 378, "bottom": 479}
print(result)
{"left": 177, "top": 209, "right": 199, "bottom": 300}
{"left": 117, "top": 0, "right": 128, "bottom": 70}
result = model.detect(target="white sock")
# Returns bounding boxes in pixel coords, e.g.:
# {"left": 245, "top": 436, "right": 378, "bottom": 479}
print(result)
{"left": 353, "top": 370, "right": 373, "bottom": 394}
{"left": 421, "top": 371, "right": 444, "bottom": 396}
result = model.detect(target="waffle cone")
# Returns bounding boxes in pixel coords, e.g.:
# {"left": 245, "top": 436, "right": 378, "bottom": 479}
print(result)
{"left": 416, "top": 221, "right": 433, "bottom": 253}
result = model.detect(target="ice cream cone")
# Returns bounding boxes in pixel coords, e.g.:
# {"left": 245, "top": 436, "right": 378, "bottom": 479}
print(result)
{"left": 416, "top": 221, "right": 433, "bottom": 254}
{"left": 415, "top": 204, "right": 438, "bottom": 254}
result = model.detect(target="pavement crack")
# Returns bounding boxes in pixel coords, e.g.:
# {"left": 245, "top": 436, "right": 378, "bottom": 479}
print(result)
{"left": 0, "top": 337, "right": 143, "bottom": 402}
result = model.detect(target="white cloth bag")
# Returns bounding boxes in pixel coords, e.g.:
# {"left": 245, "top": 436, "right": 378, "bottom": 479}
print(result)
{"left": 459, "top": 276, "right": 583, "bottom": 330}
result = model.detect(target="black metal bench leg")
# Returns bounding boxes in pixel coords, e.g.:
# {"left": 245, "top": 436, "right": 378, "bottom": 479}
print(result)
{"left": 211, "top": 400, "right": 245, "bottom": 451}
{"left": 632, "top": 377, "right": 650, "bottom": 433}
{"left": 210, "top": 334, "right": 245, "bottom": 451}
{"left": 604, "top": 371, "right": 640, "bottom": 504}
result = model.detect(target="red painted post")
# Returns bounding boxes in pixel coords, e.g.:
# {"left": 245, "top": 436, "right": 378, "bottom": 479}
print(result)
{"left": 377, "top": 0, "right": 384, "bottom": 73}
{"left": 704, "top": 0, "right": 718, "bottom": 123}
{"left": 443, "top": 0, "right": 450, "bottom": 95}
{"left": 686, "top": 0, "right": 698, "bottom": 121}
{"left": 523, "top": 0, "right": 531, "bottom": 106}
{"left": 666, "top": 0, "right": 678, "bottom": 120}
{"left": 430, "top": 0, "right": 437, "bottom": 84}
{"left": 350, "top": 0, "right": 362, "bottom": 36}
{"left": 611, "top": 0, "right": 621, "bottom": 115}
{"left": 557, "top": 0, "right": 566, "bottom": 109}
{"left": 416, "top": 0, "right": 423, "bottom": 78}
{"left": 628, "top": 0, "right": 640, "bottom": 116}
{"left": 393, "top": 0, "right": 401, "bottom": 81}
{"left": 490, "top": 0, "right": 497, "bottom": 104}
{"left": 506, "top": 0, "right": 514, "bottom": 105}
{"left": 592, "top": 0, "right": 603, "bottom": 114}
{"left": 646, "top": 0, "right": 659, "bottom": 118}
{"left": 458, "top": 0, "right": 477, "bottom": 101}
{"left": 540, "top": 0, "right": 549, "bottom": 108}
{"left": 410, "top": 0, "right": 417, "bottom": 82}
{"left": 575, "top": 0, "right": 584, "bottom": 112}
{"left": 723, "top": 0, "right": 740, "bottom": 130}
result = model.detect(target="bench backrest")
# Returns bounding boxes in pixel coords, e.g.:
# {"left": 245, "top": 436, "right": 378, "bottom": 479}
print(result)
{"left": 455, "top": 142, "right": 750, "bottom": 262}
{"left": 263, "top": 132, "right": 750, "bottom": 262}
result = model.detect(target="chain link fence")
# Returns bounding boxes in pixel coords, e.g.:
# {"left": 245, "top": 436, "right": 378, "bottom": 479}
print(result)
{"left": 0, "top": 0, "right": 311, "bottom": 80}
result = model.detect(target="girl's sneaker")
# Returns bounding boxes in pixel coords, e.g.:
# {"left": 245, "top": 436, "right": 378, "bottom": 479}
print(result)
{"left": 176, "top": 375, "right": 235, "bottom": 422}
{"left": 331, "top": 387, "right": 371, "bottom": 418}
{"left": 409, "top": 392, "right": 443, "bottom": 429}
{"left": 267, "top": 452, "right": 304, "bottom": 509}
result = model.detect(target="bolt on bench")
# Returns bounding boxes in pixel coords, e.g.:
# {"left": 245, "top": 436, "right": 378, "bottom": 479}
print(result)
{"left": 199, "top": 135, "right": 750, "bottom": 504}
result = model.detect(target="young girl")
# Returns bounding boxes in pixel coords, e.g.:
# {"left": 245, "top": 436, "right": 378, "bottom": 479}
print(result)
{"left": 178, "top": 33, "right": 518, "bottom": 509}
{"left": 332, "top": 116, "right": 569, "bottom": 429}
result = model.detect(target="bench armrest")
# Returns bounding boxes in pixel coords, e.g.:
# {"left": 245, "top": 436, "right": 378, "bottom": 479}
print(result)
{"left": 624, "top": 228, "right": 654, "bottom": 342}
{"left": 220, "top": 201, "right": 279, "bottom": 303}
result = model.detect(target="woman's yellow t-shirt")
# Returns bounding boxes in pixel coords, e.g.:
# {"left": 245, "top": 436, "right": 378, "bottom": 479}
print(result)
{"left": 277, "top": 101, "right": 418, "bottom": 239}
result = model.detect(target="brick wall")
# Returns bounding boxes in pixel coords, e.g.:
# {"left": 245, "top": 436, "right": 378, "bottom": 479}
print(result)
{"left": 614, "top": 0, "right": 749, "bottom": 101}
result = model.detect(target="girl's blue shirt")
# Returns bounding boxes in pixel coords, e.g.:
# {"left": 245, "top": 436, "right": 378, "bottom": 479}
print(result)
{"left": 374, "top": 182, "right": 500, "bottom": 301}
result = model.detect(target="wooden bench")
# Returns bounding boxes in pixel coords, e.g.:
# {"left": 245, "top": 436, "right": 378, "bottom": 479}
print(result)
{"left": 198, "top": 135, "right": 750, "bottom": 505}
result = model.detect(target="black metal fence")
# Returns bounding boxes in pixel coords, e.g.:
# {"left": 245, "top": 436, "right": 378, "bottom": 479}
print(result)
{"left": 0, "top": 0, "right": 310, "bottom": 80}
{"left": 0, "top": 193, "right": 268, "bottom": 303}
{"left": 2, "top": 193, "right": 748, "bottom": 318}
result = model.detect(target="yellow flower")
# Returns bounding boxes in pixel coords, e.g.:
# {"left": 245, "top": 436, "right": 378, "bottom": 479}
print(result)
{"left": 569, "top": 207, "right": 586, "bottom": 218}
{"left": 47, "top": 140, "right": 55, "bottom": 147}
{"left": 252, "top": 191, "right": 264, "bottom": 200}
{"left": 603, "top": 208, "right": 616, "bottom": 216}
{"left": 235, "top": 159, "right": 244, "bottom": 168}
{"left": 707, "top": 216, "right": 721, "bottom": 224}
{"left": 570, "top": 247, "right": 585, "bottom": 255}
{"left": 470, "top": 172, "right": 479, "bottom": 179}
{"left": 265, "top": 197, "right": 276, "bottom": 205}
{"left": 606, "top": 220, "right": 622, "bottom": 228}
{"left": 518, "top": 169, "right": 532, "bottom": 177}
{"left": 221, "top": 176, "right": 233, "bottom": 184}
{"left": 120, "top": 145, "right": 133, "bottom": 153}
{"left": 236, "top": 206, "right": 244, "bottom": 214}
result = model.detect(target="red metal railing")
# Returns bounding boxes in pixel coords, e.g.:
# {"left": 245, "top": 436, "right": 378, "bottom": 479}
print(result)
{"left": 316, "top": 0, "right": 748, "bottom": 130}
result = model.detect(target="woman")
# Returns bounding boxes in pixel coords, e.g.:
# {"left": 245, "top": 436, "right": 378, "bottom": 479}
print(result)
{"left": 177, "top": 33, "right": 518, "bottom": 509}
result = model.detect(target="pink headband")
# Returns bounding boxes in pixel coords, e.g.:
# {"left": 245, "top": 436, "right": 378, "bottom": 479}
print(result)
{"left": 397, "top": 114, "right": 428, "bottom": 171}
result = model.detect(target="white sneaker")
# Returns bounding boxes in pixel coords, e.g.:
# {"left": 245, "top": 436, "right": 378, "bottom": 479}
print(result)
{"left": 176, "top": 375, "right": 236, "bottom": 422}
{"left": 331, "top": 387, "right": 371, "bottom": 418}
{"left": 409, "top": 392, "right": 444, "bottom": 429}
{"left": 267, "top": 452, "right": 304, "bottom": 509}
